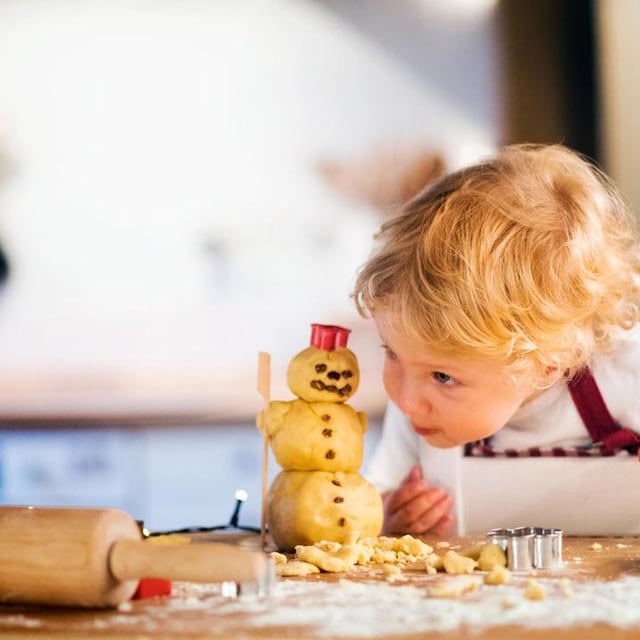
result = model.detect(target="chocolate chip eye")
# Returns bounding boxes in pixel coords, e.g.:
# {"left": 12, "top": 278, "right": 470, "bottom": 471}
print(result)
{"left": 315, "top": 363, "right": 327, "bottom": 373}
{"left": 342, "top": 370, "right": 353, "bottom": 379}
{"left": 327, "top": 371, "right": 340, "bottom": 380}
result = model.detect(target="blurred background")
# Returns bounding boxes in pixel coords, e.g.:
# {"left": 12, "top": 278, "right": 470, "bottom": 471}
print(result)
{"left": 0, "top": 0, "right": 636, "bottom": 531}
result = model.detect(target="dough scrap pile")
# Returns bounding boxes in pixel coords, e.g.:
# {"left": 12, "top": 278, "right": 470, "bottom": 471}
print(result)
{"left": 272, "top": 536, "right": 563, "bottom": 605}
{"left": 272, "top": 537, "right": 510, "bottom": 584}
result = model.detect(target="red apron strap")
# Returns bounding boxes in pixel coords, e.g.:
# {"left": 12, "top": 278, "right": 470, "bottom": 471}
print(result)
{"left": 568, "top": 368, "right": 639, "bottom": 454}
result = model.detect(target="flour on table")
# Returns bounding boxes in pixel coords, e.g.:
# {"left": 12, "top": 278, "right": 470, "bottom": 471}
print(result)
{"left": 3, "top": 576, "right": 640, "bottom": 637}
{"left": 166, "top": 575, "right": 640, "bottom": 637}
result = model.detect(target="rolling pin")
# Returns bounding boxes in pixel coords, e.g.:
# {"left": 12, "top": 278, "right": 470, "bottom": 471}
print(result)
{"left": 0, "top": 506, "right": 272, "bottom": 608}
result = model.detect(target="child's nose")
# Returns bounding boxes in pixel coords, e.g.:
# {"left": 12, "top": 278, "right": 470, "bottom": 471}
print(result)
{"left": 395, "top": 379, "right": 430, "bottom": 417}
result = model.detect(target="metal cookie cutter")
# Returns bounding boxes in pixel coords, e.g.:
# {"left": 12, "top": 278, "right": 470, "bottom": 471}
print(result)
{"left": 220, "top": 560, "right": 275, "bottom": 598}
{"left": 486, "top": 526, "right": 563, "bottom": 571}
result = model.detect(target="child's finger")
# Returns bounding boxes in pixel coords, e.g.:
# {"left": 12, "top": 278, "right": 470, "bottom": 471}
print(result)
{"left": 383, "top": 494, "right": 453, "bottom": 536}
{"left": 383, "top": 509, "right": 416, "bottom": 536}
{"left": 404, "top": 464, "right": 423, "bottom": 483}
{"left": 400, "top": 488, "right": 449, "bottom": 524}
{"left": 432, "top": 513, "right": 455, "bottom": 539}
{"left": 410, "top": 494, "right": 454, "bottom": 534}
{"left": 384, "top": 476, "right": 429, "bottom": 514}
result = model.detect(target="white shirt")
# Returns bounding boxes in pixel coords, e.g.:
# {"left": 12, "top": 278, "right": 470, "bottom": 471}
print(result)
{"left": 365, "top": 327, "right": 640, "bottom": 496}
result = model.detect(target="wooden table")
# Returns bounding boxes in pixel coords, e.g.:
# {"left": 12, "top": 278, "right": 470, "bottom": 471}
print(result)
{"left": 1, "top": 535, "right": 640, "bottom": 639}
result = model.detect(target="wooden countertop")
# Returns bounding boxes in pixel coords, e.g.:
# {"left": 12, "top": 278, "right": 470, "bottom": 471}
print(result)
{"left": 1, "top": 535, "right": 640, "bottom": 639}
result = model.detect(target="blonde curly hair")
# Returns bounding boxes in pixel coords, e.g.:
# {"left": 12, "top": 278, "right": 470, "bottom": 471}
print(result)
{"left": 353, "top": 144, "right": 640, "bottom": 383}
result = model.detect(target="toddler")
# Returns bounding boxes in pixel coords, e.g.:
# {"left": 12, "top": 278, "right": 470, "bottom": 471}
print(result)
{"left": 352, "top": 143, "right": 640, "bottom": 536}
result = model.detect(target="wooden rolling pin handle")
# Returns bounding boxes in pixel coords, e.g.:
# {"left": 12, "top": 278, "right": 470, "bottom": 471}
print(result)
{"left": 109, "top": 540, "right": 270, "bottom": 585}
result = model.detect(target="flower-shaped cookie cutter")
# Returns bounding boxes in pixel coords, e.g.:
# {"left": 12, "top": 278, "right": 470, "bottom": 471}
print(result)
{"left": 486, "top": 526, "right": 563, "bottom": 571}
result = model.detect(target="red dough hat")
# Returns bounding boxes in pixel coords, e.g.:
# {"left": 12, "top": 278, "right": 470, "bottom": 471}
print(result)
{"left": 310, "top": 323, "right": 351, "bottom": 350}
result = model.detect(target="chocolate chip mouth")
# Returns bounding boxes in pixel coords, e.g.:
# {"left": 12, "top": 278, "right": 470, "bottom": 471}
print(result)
{"left": 310, "top": 379, "right": 353, "bottom": 397}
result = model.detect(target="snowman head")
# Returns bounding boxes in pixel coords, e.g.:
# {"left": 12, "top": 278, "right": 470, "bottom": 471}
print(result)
{"left": 287, "top": 324, "right": 360, "bottom": 403}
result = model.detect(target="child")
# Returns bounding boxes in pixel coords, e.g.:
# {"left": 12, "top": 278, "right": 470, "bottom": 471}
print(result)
{"left": 352, "top": 143, "right": 640, "bottom": 537}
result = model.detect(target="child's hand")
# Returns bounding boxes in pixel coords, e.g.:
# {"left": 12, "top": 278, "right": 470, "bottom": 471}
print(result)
{"left": 381, "top": 465, "right": 454, "bottom": 537}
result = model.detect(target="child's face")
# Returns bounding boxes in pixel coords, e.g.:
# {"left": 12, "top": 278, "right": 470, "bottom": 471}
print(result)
{"left": 375, "top": 313, "right": 542, "bottom": 448}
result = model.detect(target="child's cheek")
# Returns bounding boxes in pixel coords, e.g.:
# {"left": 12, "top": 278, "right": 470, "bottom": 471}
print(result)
{"left": 381, "top": 363, "right": 402, "bottom": 405}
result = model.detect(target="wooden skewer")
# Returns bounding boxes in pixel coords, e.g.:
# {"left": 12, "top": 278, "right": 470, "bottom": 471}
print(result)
{"left": 257, "top": 351, "right": 271, "bottom": 550}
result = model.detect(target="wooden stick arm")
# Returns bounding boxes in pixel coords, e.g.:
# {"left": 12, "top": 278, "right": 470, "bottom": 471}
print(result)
{"left": 109, "top": 540, "right": 271, "bottom": 585}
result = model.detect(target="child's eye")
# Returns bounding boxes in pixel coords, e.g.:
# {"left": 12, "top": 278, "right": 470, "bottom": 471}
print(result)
{"left": 433, "top": 371, "right": 456, "bottom": 385}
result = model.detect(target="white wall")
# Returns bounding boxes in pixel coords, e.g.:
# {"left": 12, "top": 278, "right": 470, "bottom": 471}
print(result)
{"left": 0, "top": 0, "right": 499, "bottom": 418}
{"left": 596, "top": 0, "right": 640, "bottom": 220}
{"left": 0, "top": 0, "right": 499, "bottom": 525}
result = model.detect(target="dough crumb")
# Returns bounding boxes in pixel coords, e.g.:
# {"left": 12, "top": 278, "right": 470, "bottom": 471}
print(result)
{"left": 381, "top": 563, "right": 402, "bottom": 577}
{"left": 429, "top": 578, "right": 478, "bottom": 599}
{"left": 295, "top": 543, "right": 360, "bottom": 573}
{"left": 477, "top": 544, "right": 507, "bottom": 572}
{"left": 442, "top": 550, "right": 478, "bottom": 575}
{"left": 524, "top": 578, "right": 546, "bottom": 601}
{"left": 382, "top": 564, "right": 406, "bottom": 582}
{"left": 315, "top": 540, "right": 342, "bottom": 553}
{"left": 484, "top": 565, "right": 511, "bottom": 586}
{"left": 276, "top": 560, "right": 321, "bottom": 577}
{"left": 270, "top": 552, "right": 288, "bottom": 565}
{"left": 560, "top": 578, "right": 574, "bottom": 598}
{"left": 590, "top": 542, "right": 603, "bottom": 551}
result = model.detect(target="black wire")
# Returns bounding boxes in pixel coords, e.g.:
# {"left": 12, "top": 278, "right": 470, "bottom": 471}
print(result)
{"left": 146, "top": 523, "right": 261, "bottom": 537}
{"left": 142, "top": 495, "right": 261, "bottom": 537}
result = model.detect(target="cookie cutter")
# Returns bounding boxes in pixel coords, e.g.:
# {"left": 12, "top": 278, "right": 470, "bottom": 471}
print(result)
{"left": 486, "top": 526, "right": 563, "bottom": 571}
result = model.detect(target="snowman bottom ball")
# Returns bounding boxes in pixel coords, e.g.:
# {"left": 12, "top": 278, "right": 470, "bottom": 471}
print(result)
{"left": 267, "top": 469, "right": 383, "bottom": 551}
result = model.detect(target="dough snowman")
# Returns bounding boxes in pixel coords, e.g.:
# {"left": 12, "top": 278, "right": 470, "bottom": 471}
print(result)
{"left": 258, "top": 324, "right": 383, "bottom": 551}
